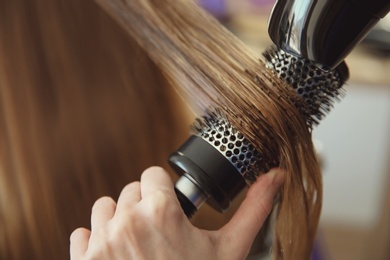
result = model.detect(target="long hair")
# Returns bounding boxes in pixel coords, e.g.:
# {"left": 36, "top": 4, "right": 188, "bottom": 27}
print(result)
{"left": 0, "top": 1, "right": 196, "bottom": 258}
{"left": 0, "top": 0, "right": 322, "bottom": 259}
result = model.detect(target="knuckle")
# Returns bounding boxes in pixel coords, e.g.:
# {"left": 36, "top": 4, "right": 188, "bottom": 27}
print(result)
{"left": 92, "top": 196, "right": 115, "bottom": 211}
{"left": 146, "top": 191, "right": 170, "bottom": 212}
{"left": 143, "top": 190, "right": 182, "bottom": 222}
{"left": 70, "top": 227, "right": 89, "bottom": 241}
{"left": 145, "top": 165, "right": 165, "bottom": 172}
{"left": 114, "top": 210, "right": 141, "bottom": 232}
{"left": 142, "top": 166, "right": 166, "bottom": 177}
{"left": 109, "top": 215, "right": 142, "bottom": 246}
{"left": 121, "top": 181, "right": 140, "bottom": 194}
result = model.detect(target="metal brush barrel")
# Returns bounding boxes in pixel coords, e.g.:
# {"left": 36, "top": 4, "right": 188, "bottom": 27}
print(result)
{"left": 263, "top": 46, "right": 349, "bottom": 124}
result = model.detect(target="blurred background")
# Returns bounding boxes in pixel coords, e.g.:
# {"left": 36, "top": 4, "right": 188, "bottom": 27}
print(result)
{"left": 197, "top": 0, "right": 390, "bottom": 259}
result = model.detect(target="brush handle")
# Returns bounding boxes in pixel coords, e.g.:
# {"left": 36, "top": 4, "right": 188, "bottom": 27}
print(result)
{"left": 170, "top": 135, "right": 248, "bottom": 215}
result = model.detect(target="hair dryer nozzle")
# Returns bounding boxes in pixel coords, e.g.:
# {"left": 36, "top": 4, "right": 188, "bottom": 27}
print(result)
{"left": 268, "top": 0, "right": 390, "bottom": 68}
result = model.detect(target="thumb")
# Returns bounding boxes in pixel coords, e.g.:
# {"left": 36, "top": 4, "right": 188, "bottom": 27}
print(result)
{"left": 218, "top": 169, "right": 284, "bottom": 256}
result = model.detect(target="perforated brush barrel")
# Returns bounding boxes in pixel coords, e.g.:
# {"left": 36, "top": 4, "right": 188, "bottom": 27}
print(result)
{"left": 170, "top": 46, "right": 349, "bottom": 218}
{"left": 263, "top": 46, "right": 349, "bottom": 125}
{"left": 196, "top": 116, "right": 264, "bottom": 184}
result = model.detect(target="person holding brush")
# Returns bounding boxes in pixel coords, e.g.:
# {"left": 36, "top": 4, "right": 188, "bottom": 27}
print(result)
{"left": 70, "top": 167, "right": 284, "bottom": 259}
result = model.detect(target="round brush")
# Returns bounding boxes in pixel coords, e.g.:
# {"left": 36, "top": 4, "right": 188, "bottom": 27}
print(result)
{"left": 169, "top": 48, "right": 348, "bottom": 217}
{"left": 170, "top": 0, "right": 390, "bottom": 218}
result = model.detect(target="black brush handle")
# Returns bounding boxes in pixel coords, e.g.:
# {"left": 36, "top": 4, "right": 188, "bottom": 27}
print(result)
{"left": 170, "top": 135, "right": 247, "bottom": 214}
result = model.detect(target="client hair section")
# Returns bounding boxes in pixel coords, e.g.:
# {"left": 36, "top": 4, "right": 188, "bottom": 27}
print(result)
{"left": 0, "top": 0, "right": 192, "bottom": 259}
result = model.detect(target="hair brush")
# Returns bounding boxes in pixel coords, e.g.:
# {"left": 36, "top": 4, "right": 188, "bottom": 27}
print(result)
{"left": 170, "top": 0, "right": 390, "bottom": 217}
{"left": 169, "top": 48, "right": 348, "bottom": 217}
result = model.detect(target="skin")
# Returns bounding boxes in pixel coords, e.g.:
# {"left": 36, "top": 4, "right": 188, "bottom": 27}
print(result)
{"left": 70, "top": 166, "right": 284, "bottom": 260}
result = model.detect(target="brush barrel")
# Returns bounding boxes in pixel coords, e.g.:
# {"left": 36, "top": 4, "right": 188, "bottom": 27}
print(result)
{"left": 263, "top": 46, "right": 349, "bottom": 124}
{"left": 268, "top": 0, "right": 390, "bottom": 69}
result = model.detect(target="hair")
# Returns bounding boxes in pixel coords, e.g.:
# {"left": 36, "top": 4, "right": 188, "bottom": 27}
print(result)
{"left": 0, "top": 0, "right": 322, "bottom": 259}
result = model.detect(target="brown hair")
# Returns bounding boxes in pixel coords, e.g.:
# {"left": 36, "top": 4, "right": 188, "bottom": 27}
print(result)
{"left": 0, "top": 0, "right": 321, "bottom": 259}
{"left": 0, "top": 1, "right": 192, "bottom": 258}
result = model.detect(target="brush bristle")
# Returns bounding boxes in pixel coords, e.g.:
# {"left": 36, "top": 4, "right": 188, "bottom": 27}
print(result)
{"left": 263, "top": 46, "right": 348, "bottom": 126}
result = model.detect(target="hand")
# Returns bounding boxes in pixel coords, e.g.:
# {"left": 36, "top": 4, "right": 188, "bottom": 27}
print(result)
{"left": 70, "top": 166, "right": 284, "bottom": 260}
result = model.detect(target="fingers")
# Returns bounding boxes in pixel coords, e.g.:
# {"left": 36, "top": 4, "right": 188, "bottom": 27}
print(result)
{"left": 70, "top": 227, "right": 91, "bottom": 259}
{"left": 220, "top": 169, "right": 285, "bottom": 253}
{"left": 115, "top": 181, "right": 141, "bottom": 215}
{"left": 91, "top": 197, "right": 116, "bottom": 231}
{"left": 140, "top": 166, "right": 175, "bottom": 198}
